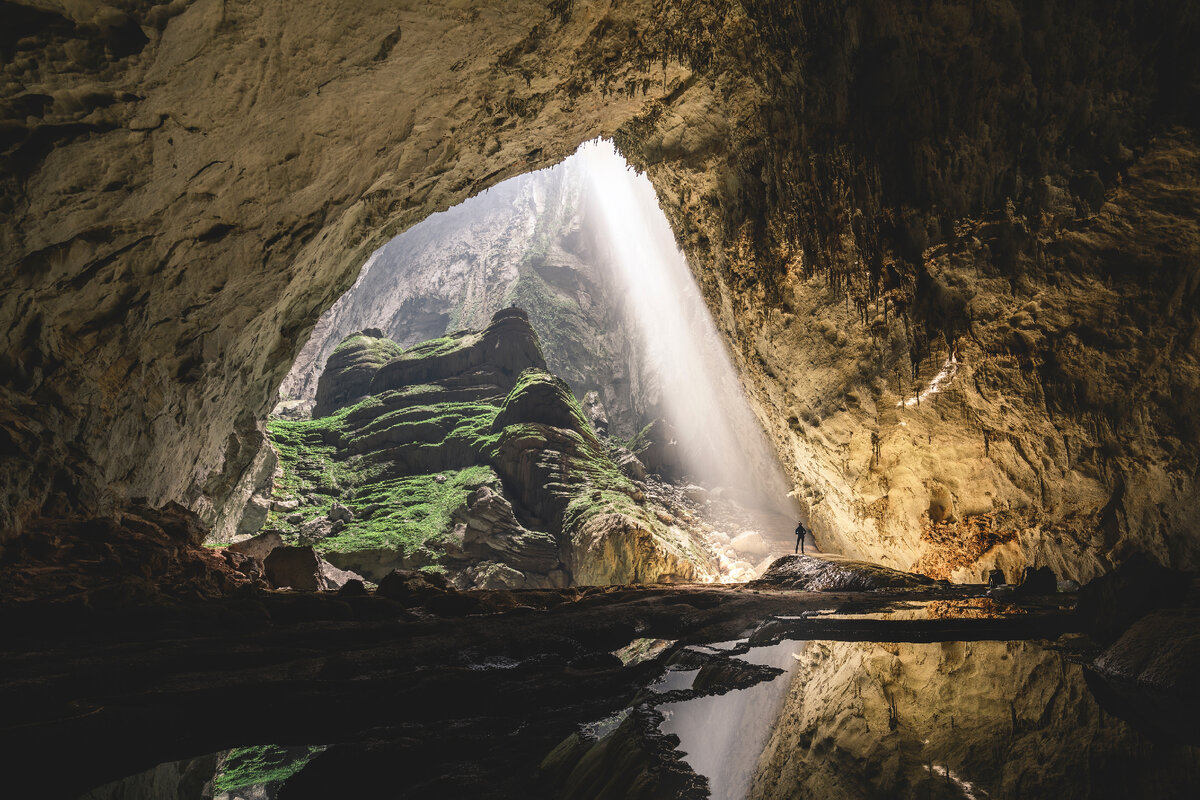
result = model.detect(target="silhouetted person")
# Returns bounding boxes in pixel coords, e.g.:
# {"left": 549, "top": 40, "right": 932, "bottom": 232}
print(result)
{"left": 794, "top": 521, "right": 809, "bottom": 554}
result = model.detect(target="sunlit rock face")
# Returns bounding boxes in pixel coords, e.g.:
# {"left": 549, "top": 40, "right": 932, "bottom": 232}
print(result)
{"left": 263, "top": 309, "right": 713, "bottom": 586}
{"left": 2, "top": 1, "right": 1197, "bottom": 584}
{"left": 749, "top": 640, "right": 1200, "bottom": 799}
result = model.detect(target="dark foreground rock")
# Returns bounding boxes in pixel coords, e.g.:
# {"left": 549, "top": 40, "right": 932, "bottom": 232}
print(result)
{"left": 0, "top": 580, "right": 1077, "bottom": 799}
{"left": 750, "top": 554, "right": 938, "bottom": 592}
{"left": 0, "top": 504, "right": 260, "bottom": 605}
{"left": 1087, "top": 608, "right": 1200, "bottom": 746}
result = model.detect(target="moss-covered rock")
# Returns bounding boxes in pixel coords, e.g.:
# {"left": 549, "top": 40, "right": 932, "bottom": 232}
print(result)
{"left": 312, "top": 330, "right": 404, "bottom": 417}
{"left": 266, "top": 309, "right": 715, "bottom": 586}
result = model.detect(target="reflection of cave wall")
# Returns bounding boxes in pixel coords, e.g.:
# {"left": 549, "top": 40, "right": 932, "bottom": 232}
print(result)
{"left": 750, "top": 640, "right": 1200, "bottom": 799}
{"left": 1, "top": 1, "right": 1197, "bottom": 581}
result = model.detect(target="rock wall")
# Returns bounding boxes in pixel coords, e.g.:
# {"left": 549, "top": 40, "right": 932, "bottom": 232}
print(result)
{"left": 2, "top": 1, "right": 1197, "bottom": 583}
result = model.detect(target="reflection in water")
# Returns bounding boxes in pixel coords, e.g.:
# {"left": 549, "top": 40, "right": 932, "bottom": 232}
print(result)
{"left": 660, "top": 641, "right": 802, "bottom": 799}
{"left": 741, "top": 640, "right": 1200, "bottom": 799}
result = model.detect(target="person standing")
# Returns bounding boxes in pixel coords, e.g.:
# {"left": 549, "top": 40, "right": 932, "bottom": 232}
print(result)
{"left": 794, "top": 520, "right": 809, "bottom": 554}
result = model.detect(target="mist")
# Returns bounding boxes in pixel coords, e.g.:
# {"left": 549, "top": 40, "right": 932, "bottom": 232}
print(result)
{"left": 577, "top": 140, "right": 797, "bottom": 523}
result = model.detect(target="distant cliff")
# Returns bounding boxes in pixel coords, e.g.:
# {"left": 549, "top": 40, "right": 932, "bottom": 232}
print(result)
{"left": 278, "top": 159, "right": 656, "bottom": 440}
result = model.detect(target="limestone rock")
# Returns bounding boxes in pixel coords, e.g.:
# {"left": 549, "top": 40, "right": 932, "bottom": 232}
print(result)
{"left": 313, "top": 332, "right": 404, "bottom": 418}
{"left": 4, "top": 0, "right": 1194, "bottom": 593}
{"left": 581, "top": 391, "right": 610, "bottom": 435}
{"left": 227, "top": 530, "right": 284, "bottom": 563}
{"left": 470, "top": 561, "right": 527, "bottom": 590}
{"left": 328, "top": 503, "right": 353, "bottom": 523}
{"left": 299, "top": 517, "right": 334, "bottom": 545}
{"left": 263, "top": 545, "right": 362, "bottom": 591}
{"left": 612, "top": 448, "right": 647, "bottom": 481}
{"left": 750, "top": 554, "right": 937, "bottom": 592}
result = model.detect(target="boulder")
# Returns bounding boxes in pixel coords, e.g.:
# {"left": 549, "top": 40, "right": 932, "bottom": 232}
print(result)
{"left": 377, "top": 568, "right": 451, "bottom": 602}
{"left": 264, "top": 546, "right": 324, "bottom": 590}
{"left": 471, "top": 562, "right": 527, "bottom": 590}
{"left": 328, "top": 503, "right": 353, "bottom": 523}
{"left": 613, "top": 449, "right": 647, "bottom": 480}
{"left": 227, "top": 530, "right": 284, "bottom": 562}
{"left": 750, "top": 554, "right": 938, "bottom": 592}
{"left": 453, "top": 486, "right": 561, "bottom": 574}
{"left": 581, "top": 391, "right": 610, "bottom": 435}
{"left": 272, "top": 498, "right": 300, "bottom": 512}
{"left": 337, "top": 578, "right": 369, "bottom": 597}
{"left": 319, "top": 559, "right": 365, "bottom": 591}
{"left": 1088, "top": 608, "right": 1200, "bottom": 744}
{"left": 264, "top": 545, "right": 363, "bottom": 591}
{"left": 299, "top": 517, "right": 334, "bottom": 544}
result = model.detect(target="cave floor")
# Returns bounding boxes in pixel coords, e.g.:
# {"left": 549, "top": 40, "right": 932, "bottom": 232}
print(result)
{"left": 0, "top": 582, "right": 1090, "bottom": 798}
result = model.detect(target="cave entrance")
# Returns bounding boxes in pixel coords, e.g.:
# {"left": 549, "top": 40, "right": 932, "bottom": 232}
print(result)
{"left": 250, "top": 140, "right": 799, "bottom": 588}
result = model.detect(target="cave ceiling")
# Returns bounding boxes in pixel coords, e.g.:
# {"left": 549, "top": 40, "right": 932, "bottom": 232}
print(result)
{"left": 1, "top": 0, "right": 1198, "bottom": 580}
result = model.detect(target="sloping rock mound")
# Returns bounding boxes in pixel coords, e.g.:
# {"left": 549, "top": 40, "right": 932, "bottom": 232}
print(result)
{"left": 371, "top": 307, "right": 546, "bottom": 394}
{"left": 750, "top": 554, "right": 937, "bottom": 592}
{"left": 1088, "top": 608, "right": 1200, "bottom": 744}
{"left": 312, "top": 330, "right": 404, "bottom": 417}
{"left": 263, "top": 309, "right": 715, "bottom": 587}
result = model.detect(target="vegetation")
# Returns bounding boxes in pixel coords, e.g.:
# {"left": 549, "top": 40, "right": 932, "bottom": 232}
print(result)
{"left": 264, "top": 323, "right": 675, "bottom": 575}
{"left": 214, "top": 745, "right": 325, "bottom": 793}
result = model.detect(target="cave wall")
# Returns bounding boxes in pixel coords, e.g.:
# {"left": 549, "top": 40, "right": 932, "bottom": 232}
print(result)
{"left": 2, "top": 0, "right": 1197, "bottom": 581}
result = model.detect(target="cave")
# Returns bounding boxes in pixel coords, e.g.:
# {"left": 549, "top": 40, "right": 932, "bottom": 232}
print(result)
{"left": 2, "top": 1, "right": 1199, "bottom": 798}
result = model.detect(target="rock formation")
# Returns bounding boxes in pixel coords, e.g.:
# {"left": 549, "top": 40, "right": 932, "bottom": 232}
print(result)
{"left": 261, "top": 308, "right": 713, "bottom": 586}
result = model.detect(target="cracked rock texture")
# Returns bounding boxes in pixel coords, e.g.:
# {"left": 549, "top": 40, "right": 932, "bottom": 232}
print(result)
{"left": 2, "top": 1, "right": 1198, "bottom": 585}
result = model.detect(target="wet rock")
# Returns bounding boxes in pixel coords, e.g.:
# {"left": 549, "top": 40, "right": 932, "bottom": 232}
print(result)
{"left": 751, "top": 554, "right": 938, "bottom": 592}
{"left": 1089, "top": 608, "right": 1200, "bottom": 744}
{"left": 227, "top": 530, "right": 284, "bottom": 562}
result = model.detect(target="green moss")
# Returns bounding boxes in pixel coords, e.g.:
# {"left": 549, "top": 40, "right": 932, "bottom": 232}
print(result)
{"left": 400, "top": 330, "right": 477, "bottom": 359}
{"left": 214, "top": 745, "right": 325, "bottom": 793}
{"left": 317, "top": 466, "right": 497, "bottom": 556}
